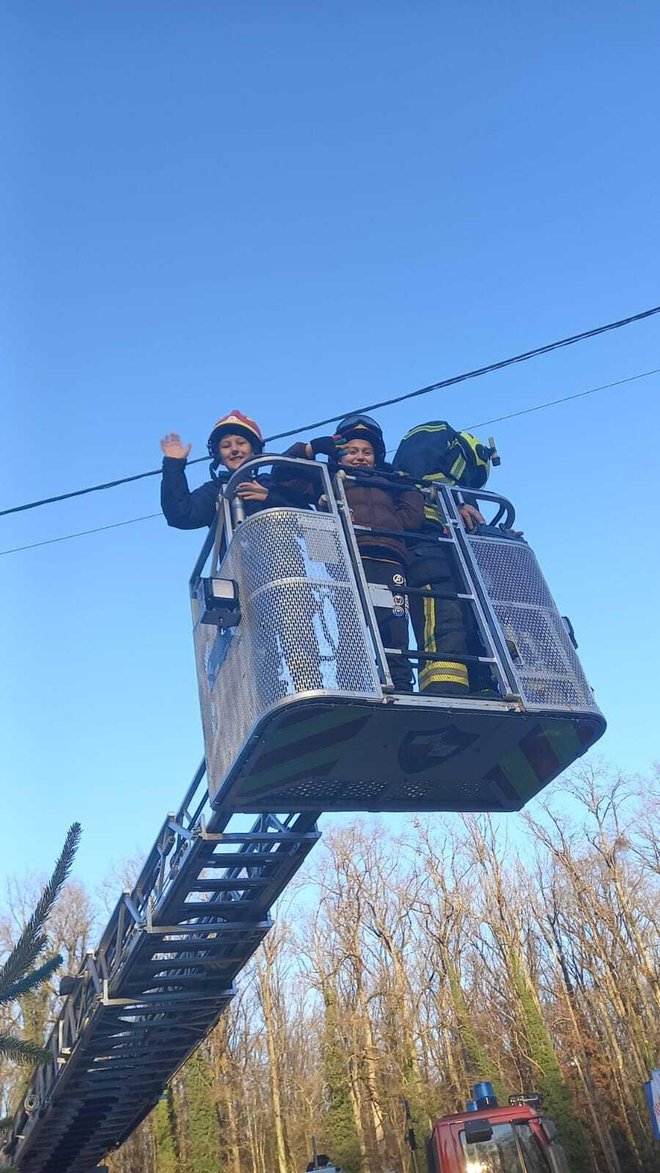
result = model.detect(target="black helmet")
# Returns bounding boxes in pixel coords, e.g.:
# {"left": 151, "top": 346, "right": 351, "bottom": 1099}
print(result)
{"left": 335, "top": 413, "right": 386, "bottom": 464}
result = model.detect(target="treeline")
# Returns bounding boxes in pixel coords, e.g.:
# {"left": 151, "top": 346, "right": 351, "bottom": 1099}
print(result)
{"left": 1, "top": 766, "right": 658, "bottom": 1173}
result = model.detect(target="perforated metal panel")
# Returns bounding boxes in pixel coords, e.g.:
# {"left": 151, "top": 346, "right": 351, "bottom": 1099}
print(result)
{"left": 468, "top": 536, "right": 601, "bottom": 712}
{"left": 193, "top": 510, "right": 382, "bottom": 802}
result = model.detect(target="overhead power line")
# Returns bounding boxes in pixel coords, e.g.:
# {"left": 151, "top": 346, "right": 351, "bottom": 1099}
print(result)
{"left": 381, "top": 365, "right": 660, "bottom": 453}
{"left": 0, "top": 514, "right": 162, "bottom": 556}
{"left": 2, "top": 366, "right": 658, "bottom": 558}
{"left": 467, "top": 366, "right": 660, "bottom": 430}
{"left": 270, "top": 304, "right": 660, "bottom": 439}
{"left": 1, "top": 303, "right": 659, "bottom": 521}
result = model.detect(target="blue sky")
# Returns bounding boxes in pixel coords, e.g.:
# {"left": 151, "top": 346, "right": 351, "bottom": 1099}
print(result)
{"left": 2, "top": 2, "right": 659, "bottom": 890}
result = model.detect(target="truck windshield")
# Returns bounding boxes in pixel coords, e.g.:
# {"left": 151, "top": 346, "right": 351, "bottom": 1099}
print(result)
{"left": 460, "top": 1122, "right": 551, "bottom": 1172}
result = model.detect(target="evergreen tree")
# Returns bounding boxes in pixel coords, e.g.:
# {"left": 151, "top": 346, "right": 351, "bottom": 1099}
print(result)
{"left": 445, "top": 959, "right": 503, "bottom": 1103}
{"left": 322, "top": 988, "right": 362, "bottom": 1173}
{"left": 185, "top": 1045, "right": 221, "bottom": 1173}
{"left": 153, "top": 1085, "right": 179, "bottom": 1173}
{"left": 508, "top": 951, "right": 589, "bottom": 1170}
{"left": 0, "top": 823, "right": 81, "bottom": 1131}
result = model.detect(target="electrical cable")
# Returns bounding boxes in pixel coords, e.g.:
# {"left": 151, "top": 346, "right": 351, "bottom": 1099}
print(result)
{"left": 2, "top": 365, "right": 658, "bottom": 558}
{"left": 269, "top": 304, "right": 660, "bottom": 439}
{"left": 381, "top": 365, "right": 660, "bottom": 453}
{"left": 0, "top": 514, "right": 161, "bottom": 556}
{"left": 466, "top": 367, "right": 660, "bottom": 431}
{"left": 2, "top": 303, "right": 659, "bottom": 520}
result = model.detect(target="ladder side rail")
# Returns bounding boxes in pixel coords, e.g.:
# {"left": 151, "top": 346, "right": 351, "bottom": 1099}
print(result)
{"left": 172, "top": 758, "right": 209, "bottom": 834}
{"left": 96, "top": 767, "right": 217, "bottom": 957}
{"left": 101, "top": 824, "right": 260, "bottom": 998}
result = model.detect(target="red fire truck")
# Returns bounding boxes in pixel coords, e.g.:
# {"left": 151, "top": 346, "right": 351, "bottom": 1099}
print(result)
{"left": 425, "top": 1084, "right": 571, "bottom": 1173}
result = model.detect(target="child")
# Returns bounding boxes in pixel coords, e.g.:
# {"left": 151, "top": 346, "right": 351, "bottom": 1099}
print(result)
{"left": 160, "top": 410, "right": 302, "bottom": 529}
{"left": 285, "top": 414, "right": 424, "bottom": 693}
{"left": 162, "top": 410, "right": 327, "bottom": 693}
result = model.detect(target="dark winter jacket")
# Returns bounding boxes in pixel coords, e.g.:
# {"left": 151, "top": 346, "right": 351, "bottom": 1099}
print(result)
{"left": 281, "top": 444, "right": 424, "bottom": 565}
{"left": 160, "top": 456, "right": 307, "bottom": 530}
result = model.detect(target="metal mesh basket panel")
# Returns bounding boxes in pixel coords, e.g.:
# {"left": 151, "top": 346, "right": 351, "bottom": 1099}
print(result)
{"left": 468, "top": 537, "right": 601, "bottom": 712}
{"left": 226, "top": 510, "right": 352, "bottom": 592}
{"left": 194, "top": 510, "right": 381, "bottom": 793}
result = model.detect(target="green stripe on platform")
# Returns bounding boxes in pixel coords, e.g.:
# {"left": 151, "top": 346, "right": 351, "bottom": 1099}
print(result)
{"left": 540, "top": 720, "right": 583, "bottom": 768}
{"left": 240, "top": 745, "right": 340, "bottom": 794}
{"left": 266, "top": 703, "right": 364, "bottom": 751}
{"left": 498, "top": 744, "right": 543, "bottom": 803}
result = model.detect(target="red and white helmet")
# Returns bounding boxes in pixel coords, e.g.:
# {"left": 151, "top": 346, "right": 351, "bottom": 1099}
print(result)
{"left": 207, "top": 410, "right": 264, "bottom": 458}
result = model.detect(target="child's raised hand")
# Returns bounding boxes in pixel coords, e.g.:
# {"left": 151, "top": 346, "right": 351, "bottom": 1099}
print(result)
{"left": 161, "top": 433, "right": 192, "bottom": 460}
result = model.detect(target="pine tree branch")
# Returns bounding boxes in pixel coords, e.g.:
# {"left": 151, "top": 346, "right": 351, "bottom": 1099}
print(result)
{"left": 0, "top": 824, "right": 81, "bottom": 1000}
{"left": 0, "top": 934, "right": 49, "bottom": 1004}
{"left": 16, "top": 823, "right": 81, "bottom": 941}
{"left": 1, "top": 955, "right": 63, "bottom": 1003}
{"left": 0, "top": 1035, "right": 49, "bottom": 1065}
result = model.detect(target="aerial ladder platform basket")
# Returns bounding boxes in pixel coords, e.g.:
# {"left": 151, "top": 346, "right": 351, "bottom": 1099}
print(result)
{"left": 191, "top": 456, "right": 605, "bottom": 814}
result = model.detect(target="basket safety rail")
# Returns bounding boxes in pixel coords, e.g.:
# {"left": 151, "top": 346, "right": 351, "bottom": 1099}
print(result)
{"left": 2, "top": 763, "right": 320, "bottom": 1173}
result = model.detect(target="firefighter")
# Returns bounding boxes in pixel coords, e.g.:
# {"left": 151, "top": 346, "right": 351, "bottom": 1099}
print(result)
{"left": 283, "top": 414, "right": 424, "bottom": 693}
{"left": 160, "top": 410, "right": 303, "bottom": 529}
{"left": 392, "top": 421, "right": 494, "bottom": 697}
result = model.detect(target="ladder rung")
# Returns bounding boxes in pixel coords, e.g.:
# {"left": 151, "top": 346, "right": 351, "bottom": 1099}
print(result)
{"left": 195, "top": 853, "right": 282, "bottom": 868}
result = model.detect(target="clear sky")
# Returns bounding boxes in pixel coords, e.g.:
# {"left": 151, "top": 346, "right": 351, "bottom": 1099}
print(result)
{"left": 2, "top": 2, "right": 659, "bottom": 890}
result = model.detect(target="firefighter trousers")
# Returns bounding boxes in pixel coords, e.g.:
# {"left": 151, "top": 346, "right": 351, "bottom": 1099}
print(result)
{"left": 361, "top": 557, "right": 413, "bottom": 693}
{"left": 407, "top": 543, "right": 472, "bottom": 695}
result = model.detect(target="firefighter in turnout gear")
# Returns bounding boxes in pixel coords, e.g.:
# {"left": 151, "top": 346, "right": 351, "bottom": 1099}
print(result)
{"left": 393, "top": 421, "right": 495, "bottom": 696}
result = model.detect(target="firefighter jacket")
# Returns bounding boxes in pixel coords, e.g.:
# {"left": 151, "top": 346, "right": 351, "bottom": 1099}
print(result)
{"left": 392, "top": 421, "right": 491, "bottom": 490}
{"left": 392, "top": 422, "right": 491, "bottom": 530}
{"left": 282, "top": 443, "right": 424, "bottom": 566}
{"left": 160, "top": 456, "right": 306, "bottom": 530}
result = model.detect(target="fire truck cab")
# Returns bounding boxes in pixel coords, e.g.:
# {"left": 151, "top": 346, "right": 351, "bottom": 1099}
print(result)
{"left": 427, "top": 1093, "right": 570, "bottom": 1173}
